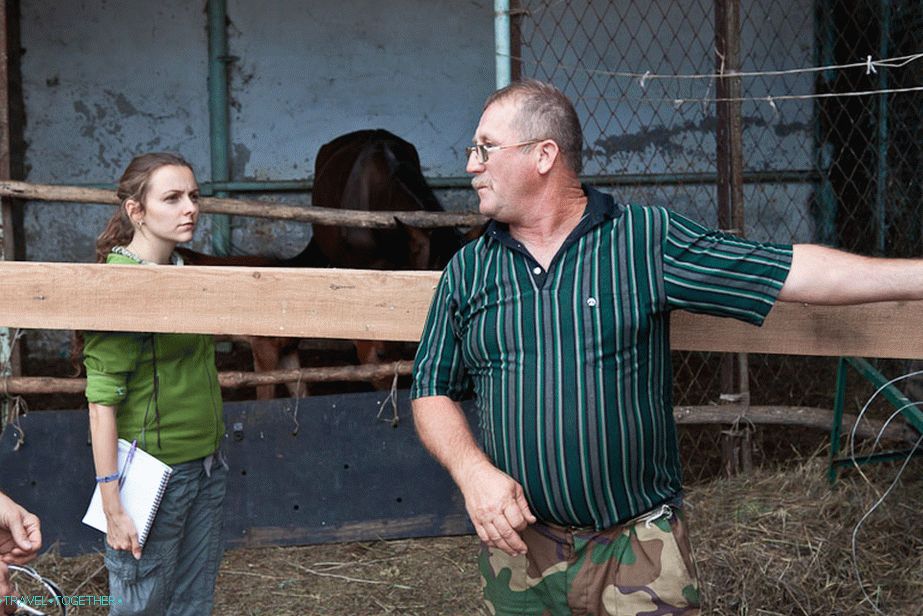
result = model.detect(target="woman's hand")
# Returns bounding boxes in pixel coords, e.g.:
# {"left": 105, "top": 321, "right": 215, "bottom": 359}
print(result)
{"left": 105, "top": 507, "right": 141, "bottom": 560}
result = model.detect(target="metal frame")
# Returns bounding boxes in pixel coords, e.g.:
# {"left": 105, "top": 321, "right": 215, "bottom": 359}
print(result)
{"left": 828, "top": 357, "right": 923, "bottom": 483}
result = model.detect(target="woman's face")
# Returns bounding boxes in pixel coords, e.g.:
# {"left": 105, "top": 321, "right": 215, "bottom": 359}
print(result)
{"left": 134, "top": 165, "right": 200, "bottom": 245}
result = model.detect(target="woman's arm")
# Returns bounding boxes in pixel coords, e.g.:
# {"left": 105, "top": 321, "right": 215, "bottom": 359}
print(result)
{"left": 88, "top": 402, "right": 141, "bottom": 559}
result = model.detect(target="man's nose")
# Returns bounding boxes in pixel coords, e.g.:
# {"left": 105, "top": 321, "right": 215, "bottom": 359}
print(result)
{"left": 466, "top": 150, "right": 484, "bottom": 174}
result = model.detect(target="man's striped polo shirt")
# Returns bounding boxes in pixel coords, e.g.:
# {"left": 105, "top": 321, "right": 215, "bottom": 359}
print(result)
{"left": 411, "top": 186, "right": 792, "bottom": 529}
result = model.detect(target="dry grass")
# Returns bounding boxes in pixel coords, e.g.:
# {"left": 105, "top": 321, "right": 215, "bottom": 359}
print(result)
{"left": 15, "top": 457, "right": 921, "bottom": 615}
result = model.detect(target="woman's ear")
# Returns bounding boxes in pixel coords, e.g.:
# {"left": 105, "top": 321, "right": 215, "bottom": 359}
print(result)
{"left": 125, "top": 199, "right": 143, "bottom": 225}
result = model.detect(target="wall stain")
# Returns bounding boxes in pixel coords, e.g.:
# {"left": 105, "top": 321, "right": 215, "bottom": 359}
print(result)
{"left": 112, "top": 92, "right": 139, "bottom": 117}
{"left": 592, "top": 116, "right": 809, "bottom": 159}
{"left": 232, "top": 143, "right": 253, "bottom": 179}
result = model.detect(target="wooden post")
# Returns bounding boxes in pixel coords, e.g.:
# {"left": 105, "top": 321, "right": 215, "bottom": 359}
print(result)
{"left": 0, "top": 0, "right": 21, "bottom": 404}
{"left": 715, "top": 0, "right": 750, "bottom": 476}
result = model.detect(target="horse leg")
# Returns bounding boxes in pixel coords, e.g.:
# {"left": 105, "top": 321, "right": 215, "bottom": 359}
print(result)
{"left": 249, "top": 337, "right": 282, "bottom": 400}
{"left": 278, "top": 344, "right": 309, "bottom": 398}
{"left": 353, "top": 340, "right": 397, "bottom": 390}
{"left": 403, "top": 224, "right": 431, "bottom": 270}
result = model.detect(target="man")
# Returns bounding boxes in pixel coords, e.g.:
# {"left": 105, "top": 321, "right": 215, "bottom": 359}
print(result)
{"left": 411, "top": 79, "right": 923, "bottom": 615}
{"left": 0, "top": 491, "right": 42, "bottom": 614}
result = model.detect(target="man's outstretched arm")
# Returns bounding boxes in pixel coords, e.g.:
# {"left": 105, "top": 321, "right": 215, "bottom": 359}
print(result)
{"left": 779, "top": 244, "right": 923, "bottom": 305}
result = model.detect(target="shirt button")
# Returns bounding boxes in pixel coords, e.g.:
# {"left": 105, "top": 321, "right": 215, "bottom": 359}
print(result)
{"left": 586, "top": 297, "right": 597, "bottom": 307}
{"left": 533, "top": 266, "right": 542, "bottom": 275}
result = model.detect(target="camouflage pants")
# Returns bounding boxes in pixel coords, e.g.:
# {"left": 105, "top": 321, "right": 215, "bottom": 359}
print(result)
{"left": 479, "top": 504, "right": 700, "bottom": 615}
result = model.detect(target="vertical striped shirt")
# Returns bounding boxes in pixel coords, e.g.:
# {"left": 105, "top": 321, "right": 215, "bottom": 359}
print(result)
{"left": 412, "top": 186, "right": 792, "bottom": 529}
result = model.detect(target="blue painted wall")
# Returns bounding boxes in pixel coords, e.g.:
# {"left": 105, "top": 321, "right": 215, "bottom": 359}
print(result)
{"left": 15, "top": 0, "right": 816, "bottom": 364}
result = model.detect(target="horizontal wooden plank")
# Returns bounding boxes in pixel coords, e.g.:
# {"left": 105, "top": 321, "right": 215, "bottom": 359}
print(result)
{"left": 0, "top": 261, "right": 437, "bottom": 341}
{"left": 2, "top": 261, "right": 923, "bottom": 358}
{"left": 669, "top": 302, "right": 923, "bottom": 358}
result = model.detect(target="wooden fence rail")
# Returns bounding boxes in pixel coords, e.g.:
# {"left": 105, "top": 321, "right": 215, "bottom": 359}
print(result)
{"left": 0, "top": 180, "right": 485, "bottom": 229}
{"left": 2, "top": 261, "right": 923, "bottom": 358}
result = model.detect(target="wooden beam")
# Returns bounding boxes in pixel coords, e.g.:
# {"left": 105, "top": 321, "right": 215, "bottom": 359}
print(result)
{"left": 2, "top": 261, "right": 923, "bottom": 358}
{"left": 0, "top": 262, "right": 436, "bottom": 340}
{"left": 0, "top": 180, "right": 484, "bottom": 229}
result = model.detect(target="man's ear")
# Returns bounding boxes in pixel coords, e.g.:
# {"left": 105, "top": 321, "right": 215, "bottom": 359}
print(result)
{"left": 536, "top": 140, "right": 560, "bottom": 175}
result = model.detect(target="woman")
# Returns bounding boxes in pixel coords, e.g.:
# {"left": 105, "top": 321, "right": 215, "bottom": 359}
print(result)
{"left": 84, "top": 153, "right": 226, "bottom": 616}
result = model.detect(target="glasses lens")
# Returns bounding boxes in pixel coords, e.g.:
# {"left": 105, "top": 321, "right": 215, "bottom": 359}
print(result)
{"left": 465, "top": 145, "right": 488, "bottom": 163}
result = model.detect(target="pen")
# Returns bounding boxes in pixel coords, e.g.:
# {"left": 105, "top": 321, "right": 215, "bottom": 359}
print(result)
{"left": 119, "top": 439, "right": 138, "bottom": 489}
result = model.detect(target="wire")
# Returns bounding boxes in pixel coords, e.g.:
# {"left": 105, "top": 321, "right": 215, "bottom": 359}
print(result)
{"left": 499, "top": 50, "right": 923, "bottom": 82}
{"left": 847, "top": 369, "right": 923, "bottom": 460}
{"left": 559, "top": 85, "right": 923, "bottom": 111}
{"left": 850, "top": 431, "right": 921, "bottom": 616}
{"left": 842, "top": 367, "right": 923, "bottom": 616}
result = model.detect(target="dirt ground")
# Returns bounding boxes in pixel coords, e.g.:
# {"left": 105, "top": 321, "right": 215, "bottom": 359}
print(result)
{"left": 12, "top": 456, "right": 921, "bottom": 616}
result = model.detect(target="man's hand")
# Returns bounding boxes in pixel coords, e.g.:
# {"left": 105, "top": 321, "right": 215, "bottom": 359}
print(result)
{"left": 0, "top": 492, "right": 41, "bottom": 565}
{"left": 1, "top": 562, "right": 15, "bottom": 615}
{"left": 458, "top": 459, "right": 537, "bottom": 556}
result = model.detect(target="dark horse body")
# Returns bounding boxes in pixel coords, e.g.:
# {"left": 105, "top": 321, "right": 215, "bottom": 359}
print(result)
{"left": 179, "top": 129, "right": 463, "bottom": 397}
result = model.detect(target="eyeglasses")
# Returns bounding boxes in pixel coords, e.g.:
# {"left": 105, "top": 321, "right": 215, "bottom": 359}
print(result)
{"left": 465, "top": 139, "right": 545, "bottom": 164}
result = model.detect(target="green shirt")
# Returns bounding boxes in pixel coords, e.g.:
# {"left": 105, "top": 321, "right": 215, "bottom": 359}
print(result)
{"left": 84, "top": 251, "right": 224, "bottom": 465}
{"left": 412, "top": 186, "right": 792, "bottom": 528}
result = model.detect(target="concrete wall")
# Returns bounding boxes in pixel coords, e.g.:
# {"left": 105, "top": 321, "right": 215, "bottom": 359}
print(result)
{"left": 17, "top": 0, "right": 493, "bottom": 361}
{"left": 16, "top": 0, "right": 817, "bottom": 364}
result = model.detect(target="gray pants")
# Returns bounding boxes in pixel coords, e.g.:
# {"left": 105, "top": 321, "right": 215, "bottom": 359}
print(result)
{"left": 104, "top": 454, "right": 228, "bottom": 616}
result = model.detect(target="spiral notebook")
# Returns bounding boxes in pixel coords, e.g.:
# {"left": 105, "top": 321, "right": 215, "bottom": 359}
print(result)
{"left": 82, "top": 439, "right": 173, "bottom": 547}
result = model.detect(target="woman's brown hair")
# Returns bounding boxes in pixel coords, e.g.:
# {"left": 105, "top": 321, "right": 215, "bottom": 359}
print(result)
{"left": 74, "top": 153, "right": 195, "bottom": 376}
{"left": 94, "top": 152, "right": 194, "bottom": 262}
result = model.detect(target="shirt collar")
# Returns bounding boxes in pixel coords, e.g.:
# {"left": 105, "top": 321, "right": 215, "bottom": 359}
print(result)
{"left": 483, "top": 184, "right": 619, "bottom": 247}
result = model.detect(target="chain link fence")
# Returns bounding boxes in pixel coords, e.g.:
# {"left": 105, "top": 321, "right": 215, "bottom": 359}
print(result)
{"left": 515, "top": 0, "right": 922, "bottom": 476}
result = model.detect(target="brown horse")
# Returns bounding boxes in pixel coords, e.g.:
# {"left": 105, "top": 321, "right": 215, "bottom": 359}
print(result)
{"left": 310, "top": 128, "right": 459, "bottom": 270}
{"left": 181, "top": 129, "right": 463, "bottom": 398}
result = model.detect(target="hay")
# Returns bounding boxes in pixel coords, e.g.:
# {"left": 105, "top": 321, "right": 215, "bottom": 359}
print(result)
{"left": 690, "top": 458, "right": 922, "bottom": 615}
{"left": 18, "top": 457, "right": 921, "bottom": 615}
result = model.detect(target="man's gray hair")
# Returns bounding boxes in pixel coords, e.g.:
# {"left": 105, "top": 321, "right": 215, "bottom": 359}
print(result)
{"left": 484, "top": 79, "right": 584, "bottom": 174}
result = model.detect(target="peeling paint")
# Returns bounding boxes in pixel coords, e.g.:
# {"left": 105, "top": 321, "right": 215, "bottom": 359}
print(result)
{"left": 592, "top": 116, "right": 810, "bottom": 160}
{"left": 593, "top": 119, "right": 717, "bottom": 158}
{"left": 232, "top": 143, "right": 253, "bottom": 179}
{"left": 112, "top": 92, "right": 139, "bottom": 117}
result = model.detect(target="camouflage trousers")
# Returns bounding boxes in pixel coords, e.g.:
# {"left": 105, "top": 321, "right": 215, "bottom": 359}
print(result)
{"left": 479, "top": 504, "right": 700, "bottom": 615}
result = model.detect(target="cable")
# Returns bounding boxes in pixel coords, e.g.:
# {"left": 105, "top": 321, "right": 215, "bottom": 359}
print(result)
{"left": 842, "top": 367, "right": 923, "bottom": 615}
{"left": 499, "top": 50, "right": 923, "bottom": 82}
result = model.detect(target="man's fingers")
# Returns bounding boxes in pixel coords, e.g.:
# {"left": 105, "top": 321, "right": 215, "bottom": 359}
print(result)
{"left": 8, "top": 519, "right": 32, "bottom": 552}
{"left": 504, "top": 503, "right": 529, "bottom": 531}
{"left": 515, "top": 491, "right": 537, "bottom": 524}
{"left": 472, "top": 521, "right": 490, "bottom": 545}
{"left": 487, "top": 520, "right": 527, "bottom": 556}
{"left": 23, "top": 515, "right": 41, "bottom": 553}
{"left": 0, "top": 563, "right": 13, "bottom": 615}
